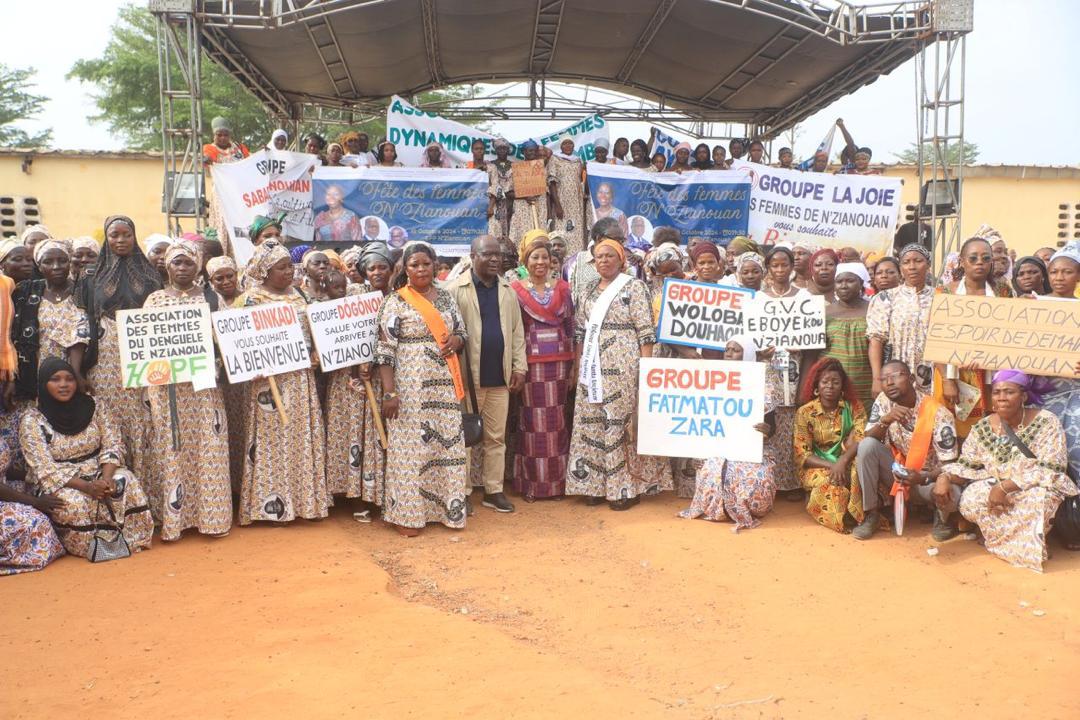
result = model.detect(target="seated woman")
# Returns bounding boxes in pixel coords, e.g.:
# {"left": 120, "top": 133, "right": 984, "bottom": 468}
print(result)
{"left": 19, "top": 358, "right": 153, "bottom": 558}
{"left": 1, "top": 434, "right": 65, "bottom": 575}
{"left": 936, "top": 370, "right": 1077, "bottom": 572}
{"left": 680, "top": 336, "right": 778, "bottom": 531}
{"left": 794, "top": 358, "right": 867, "bottom": 533}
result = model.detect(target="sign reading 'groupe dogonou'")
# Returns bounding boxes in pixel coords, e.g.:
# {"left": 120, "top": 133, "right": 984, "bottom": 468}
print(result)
{"left": 305, "top": 291, "right": 382, "bottom": 372}
{"left": 744, "top": 294, "right": 827, "bottom": 351}
{"left": 211, "top": 303, "right": 311, "bottom": 383}
{"left": 922, "top": 294, "right": 1080, "bottom": 378}
{"left": 636, "top": 357, "right": 765, "bottom": 462}
{"left": 656, "top": 278, "right": 754, "bottom": 352}
{"left": 117, "top": 306, "right": 217, "bottom": 390}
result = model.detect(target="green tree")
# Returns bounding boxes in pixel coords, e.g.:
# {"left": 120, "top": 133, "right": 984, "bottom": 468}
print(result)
{"left": 69, "top": 4, "right": 490, "bottom": 151}
{"left": 895, "top": 140, "right": 979, "bottom": 165}
{"left": 0, "top": 64, "right": 52, "bottom": 148}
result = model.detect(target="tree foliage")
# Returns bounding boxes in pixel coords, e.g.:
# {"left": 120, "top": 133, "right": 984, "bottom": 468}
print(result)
{"left": 0, "top": 65, "right": 52, "bottom": 148}
{"left": 895, "top": 140, "right": 979, "bottom": 165}
{"left": 69, "top": 4, "right": 489, "bottom": 151}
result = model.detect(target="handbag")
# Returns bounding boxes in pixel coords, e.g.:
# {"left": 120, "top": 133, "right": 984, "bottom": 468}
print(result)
{"left": 88, "top": 499, "right": 131, "bottom": 563}
{"left": 460, "top": 345, "right": 484, "bottom": 448}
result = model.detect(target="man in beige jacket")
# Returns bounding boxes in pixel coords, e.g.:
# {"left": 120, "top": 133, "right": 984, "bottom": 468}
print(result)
{"left": 446, "top": 235, "right": 526, "bottom": 513}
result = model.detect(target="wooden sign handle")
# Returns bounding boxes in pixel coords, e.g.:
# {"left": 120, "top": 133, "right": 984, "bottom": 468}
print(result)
{"left": 363, "top": 378, "right": 389, "bottom": 450}
{"left": 530, "top": 203, "right": 540, "bottom": 231}
{"left": 267, "top": 376, "right": 289, "bottom": 424}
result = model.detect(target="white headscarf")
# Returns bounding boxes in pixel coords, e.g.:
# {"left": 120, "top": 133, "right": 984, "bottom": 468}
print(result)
{"left": 835, "top": 262, "right": 871, "bottom": 289}
{"left": 726, "top": 333, "right": 757, "bottom": 363}
{"left": 269, "top": 129, "right": 288, "bottom": 149}
{"left": 554, "top": 134, "right": 578, "bottom": 162}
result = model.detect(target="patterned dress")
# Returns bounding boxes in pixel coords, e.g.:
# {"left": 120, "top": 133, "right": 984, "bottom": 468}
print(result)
{"left": 548, "top": 155, "right": 587, "bottom": 254}
{"left": 486, "top": 161, "right": 514, "bottom": 237}
{"left": 865, "top": 284, "right": 935, "bottom": 391}
{"left": 87, "top": 316, "right": 151, "bottom": 478}
{"left": 681, "top": 366, "right": 782, "bottom": 530}
{"left": 511, "top": 278, "right": 574, "bottom": 499}
{"left": 238, "top": 286, "right": 328, "bottom": 525}
{"left": 566, "top": 278, "right": 672, "bottom": 501}
{"left": 374, "top": 289, "right": 468, "bottom": 529}
{"left": 0, "top": 436, "right": 65, "bottom": 575}
{"left": 824, "top": 315, "right": 873, "bottom": 411}
{"left": 509, "top": 168, "right": 551, "bottom": 248}
{"left": 38, "top": 294, "right": 88, "bottom": 363}
{"left": 142, "top": 289, "right": 232, "bottom": 540}
{"left": 313, "top": 208, "right": 362, "bottom": 244}
{"left": 794, "top": 399, "right": 867, "bottom": 533}
{"left": 943, "top": 411, "right": 1077, "bottom": 572}
{"left": 325, "top": 285, "right": 388, "bottom": 505}
{"left": 771, "top": 350, "right": 801, "bottom": 492}
{"left": 19, "top": 407, "right": 153, "bottom": 558}
{"left": 1042, "top": 377, "right": 1080, "bottom": 484}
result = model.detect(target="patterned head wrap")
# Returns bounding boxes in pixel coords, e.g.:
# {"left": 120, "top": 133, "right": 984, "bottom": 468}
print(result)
{"left": 340, "top": 247, "right": 361, "bottom": 269}
{"left": 360, "top": 242, "right": 394, "bottom": 270}
{"left": 520, "top": 139, "right": 539, "bottom": 150}
{"left": 736, "top": 252, "right": 766, "bottom": 273}
{"left": 322, "top": 249, "right": 346, "bottom": 272}
{"left": 492, "top": 137, "right": 511, "bottom": 151}
{"left": 674, "top": 142, "right": 692, "bottom": 154}
{"left": 20, "top": 224, "right": 51, "bottom": 244}
{"left": 164, "top": 239, "right": 201, "bottom": 267}
{"left": 899, "top": 243, "right": 931, "bottom": 261}
{"left": 519, "top": 228, "right": 550, "bottom": 264}
{"left": 32, "top": 238, "right": 71, "bottom": 265}
{"left": 645, "top": 242, "right": 690, "bottom": 276}
{"left": 727, "top": 235, "right": 761, "bottom": 257}
{"left": 248, "top": 241, "right": 292, "bottom": 283}
{"left": 206, "top": 256, "right": 237, "bottom": 278}
{"left": 1050, "top": 241, "right": 1080, "bottom": 267}
{"left": 972, "top": 224, "right": 1003, "bottom": 244}
{"left": 327, "top": 142, "right": 344, "bottom": 155}
{"left": 249, "top": 212, "right": 286, "bottom": 241}
{"left": 290, "top": 244, "right": 312, "bottom": 264}
{"left": 71, "top": 236, "right": 99, "bottom": 253}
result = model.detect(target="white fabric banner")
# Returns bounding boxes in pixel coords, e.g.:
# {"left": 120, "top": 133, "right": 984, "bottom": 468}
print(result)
{"left": 210, "top": 149, "right": 316, "bottom": 267}
{"left": 730, "top": 160, "right": 902, "bottom": 255}
{"left": 386, "top": 95, "right": 610, "bottom": 166}
{"left": 637, "top": 357, "right": 766, "bottom": 462}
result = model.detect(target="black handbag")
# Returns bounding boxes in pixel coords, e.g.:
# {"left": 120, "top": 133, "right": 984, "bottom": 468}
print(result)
{"left": 460, "top": 346, "right": 483, "bottom": 448}
{"left": 88, "top": 500, "right": 131, "bottom": 563}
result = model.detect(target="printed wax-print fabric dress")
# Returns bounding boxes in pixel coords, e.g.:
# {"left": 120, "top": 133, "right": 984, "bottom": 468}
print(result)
{"left": 1042, "top": 377, "right": 1080, "bottom": 484}
{"left": 566, "top": 279, "right": 672, "bottom": 501}
{"left": 794, "top": 399, "right": 867, "bottom": 533}
{"left": 771, "top": 350, "right": 801, "bottom": 492}
{"left": 38, "top": 294, "right": 88, "bottom": 363}
{"left": 142, "top": 289, "right": 232, "bottom": 540}
{"left": 19, "top": 407, "right": 153, "bottom": 558}
{"left": 512, "top": 279, "right": 574, "bottom": 499}
{"left": 239, "top": 287, "right": 328, "bottom": 525}
{"left": 375, "top": 289, "right": 468, "bottom": 529}
{"left": 680, "top": 366, "right": 782, "bottom": 530}
{"left": 86, "top": 315, "right": 150, "bottom": 478}
{"left": 314, "top": 209, "right": 362, "bottom": 244}
{"left": 865, "top": 284, "right": 935, "bottom": 391}
{"left": 943, "top": 411, "right": 1077, "bottom": 572}
{"left": 548, "top": 155, "right": 587, "bottom": 254}
{"left": 824, "top": 315, "right": 874, "bottom": 411}
{"left": 509, "top": 169, "right": 552, "bottom": 251}
{"left": 487, "top": 161, "right": 514, "bottom": 237}
{"left": 0, "top": 437, "right": 64, "bottom": 575}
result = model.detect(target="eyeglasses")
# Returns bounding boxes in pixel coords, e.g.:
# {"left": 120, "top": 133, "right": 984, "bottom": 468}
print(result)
{"left": 965, "top": 254, "right": 992, "bottom": 263}
{"left": 880, "top": 372, "right": 908, "bottom": 384}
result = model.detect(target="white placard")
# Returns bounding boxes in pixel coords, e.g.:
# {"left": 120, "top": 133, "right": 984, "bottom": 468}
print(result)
{"left": 305, "top": 291, "right": 382, "bottom": 372}
{"left": 117, "top": 305, "right": 217, "bottom": 391}
{"left": 656, "top": 277, "right": 755, "bottom": 352}
{"left": 745, "top": 294, "right": 827, "bottom": 351}
{"left": 211, "top": 303, "right": 310, "bottom": 383}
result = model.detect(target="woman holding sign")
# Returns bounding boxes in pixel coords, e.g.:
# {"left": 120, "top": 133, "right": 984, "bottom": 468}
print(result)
{"left": 794, "top": 358, "right": 868, "bottom": 533}
{"left": 566, "top": 238, "right": 671, "bottom": 510}
{"left": 76, "top": 215, "right": 162, "bottom": 478}
{"left": 375, "top": 242, "right": 468, "bottom": 536}
{"left": 237, "top": 243, "right": 328, "bottom": 525}
{"left": 141, "top": 241, "right": 232, "bottom": 540}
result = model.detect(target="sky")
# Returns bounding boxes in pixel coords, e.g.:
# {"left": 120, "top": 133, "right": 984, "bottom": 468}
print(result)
{"left": 1, "top": 0, "right": 1078, "bottom": 165}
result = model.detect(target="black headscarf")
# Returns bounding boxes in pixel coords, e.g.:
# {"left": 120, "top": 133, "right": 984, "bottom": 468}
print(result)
{"left": 75, "top": 215, "right": 162, "bottom": 371}
{"left": 36, "top": 357, "right": 95, "bottom": 436}
{"left": 1012, "top": 255, "right": 1051, "bottom": 296}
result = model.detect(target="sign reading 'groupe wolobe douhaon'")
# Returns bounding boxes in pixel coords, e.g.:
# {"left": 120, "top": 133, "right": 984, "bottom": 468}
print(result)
{"left": 656, "top": 278, "right": 755, "bottom": 352}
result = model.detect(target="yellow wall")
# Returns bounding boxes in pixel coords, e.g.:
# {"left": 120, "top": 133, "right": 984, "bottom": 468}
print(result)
{"left": 2, "top": 152, "right": 1078, "bottom": 257}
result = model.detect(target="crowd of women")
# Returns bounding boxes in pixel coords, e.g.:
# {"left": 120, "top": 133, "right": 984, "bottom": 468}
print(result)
{"left": 1, "top": 201, "right": 1079, "bottom": 577}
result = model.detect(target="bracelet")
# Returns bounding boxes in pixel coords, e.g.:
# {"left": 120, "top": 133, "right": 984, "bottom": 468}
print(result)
{"left": 382, "top": 391, "right": 399, "bottom": 401}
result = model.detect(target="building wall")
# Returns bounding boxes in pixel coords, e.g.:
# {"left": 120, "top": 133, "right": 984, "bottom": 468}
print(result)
{"left": 2, "top": 151, "right": 1078, "bottom": 256}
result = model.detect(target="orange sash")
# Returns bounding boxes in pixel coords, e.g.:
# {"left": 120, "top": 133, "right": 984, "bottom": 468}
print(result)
{"left": 890, "top": 396, "right": 940, "bottom": 500}
{"left": 0, "top": 275, "right": 16, "bottom": 381}
{"left": 398, "top": 286, "right": 464, "bottom": 400}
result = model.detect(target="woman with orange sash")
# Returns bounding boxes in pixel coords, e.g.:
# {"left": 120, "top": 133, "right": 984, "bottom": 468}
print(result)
{"left": 375, "top": 242, "right": 469, "bottom": 536}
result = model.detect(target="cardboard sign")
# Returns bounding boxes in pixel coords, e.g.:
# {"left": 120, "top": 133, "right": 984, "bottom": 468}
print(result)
{"left": 211, "top": 303, "right": 311, "bottom": 383}
{"left": 117, "top": 306, "right": 217, "bottom": 390}
{"left": 922, "top": 294, "right": 1080, "bottom": 378}
{"left": 305, "top": 291, "right": 382, "bottom": 372}
{"left": 512, "top": 159, "right": 548, "bottom": 198}
{"left": 656, "top": 278, "right": 755, "bottom": 351}
{"left": 745, "top": 294, "right": 827, "bottom": 351}
{"left": 637, "top": 357, "right": 766, "bottom": 462}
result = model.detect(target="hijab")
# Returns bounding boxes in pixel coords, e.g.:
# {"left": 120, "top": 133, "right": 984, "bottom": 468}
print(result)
{"left": 84, "top": 215, "right": 163, "bottom": 320}
{"left": 726, "top": 333, "right": 757, "bottom": 363}
{"left": 37, "top": 357, "right": 96, "bottom": 436}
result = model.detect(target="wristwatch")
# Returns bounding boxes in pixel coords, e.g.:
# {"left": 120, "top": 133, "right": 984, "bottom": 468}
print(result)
{"left": 382, "top": 391, "right": 399, "bottom": 401}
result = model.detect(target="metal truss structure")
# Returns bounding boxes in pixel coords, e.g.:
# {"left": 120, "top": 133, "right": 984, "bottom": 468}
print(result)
{"left": 153, "top": 0, "right": 972, "bottom": 260}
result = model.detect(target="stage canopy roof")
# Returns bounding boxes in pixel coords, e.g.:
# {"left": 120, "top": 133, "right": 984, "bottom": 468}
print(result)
{"left": 194, "top": 0, "right": 941, "bottom": 133}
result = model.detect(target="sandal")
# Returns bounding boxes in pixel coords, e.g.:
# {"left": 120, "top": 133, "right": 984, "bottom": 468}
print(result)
{"left": 609, "top": 497, "right": 640, "bottom": 511}
{"left": 583, "top": 496, "right": 605, "bottom": 506}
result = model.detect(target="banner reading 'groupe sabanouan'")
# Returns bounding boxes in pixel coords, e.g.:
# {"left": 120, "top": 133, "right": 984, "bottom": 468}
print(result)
{"left": 210, "top": 149, "right": 315, "bottom": 267}
{"left": 386, "top": 95, "right": 610, "bottom": 167}
{"left": 656, "top": 278, "right": 755, "bottom": 352}
{"left": 637, "top": 357, "right": 766, "bottom": 462}
{"left": 585, "top": 163, "right": 751, "bottom": 247}
{"left": 729, "top": 159, "right": 902, "bottom": 255}
{"left": 311, "top": 166, "right": 488, "bottom": 256}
